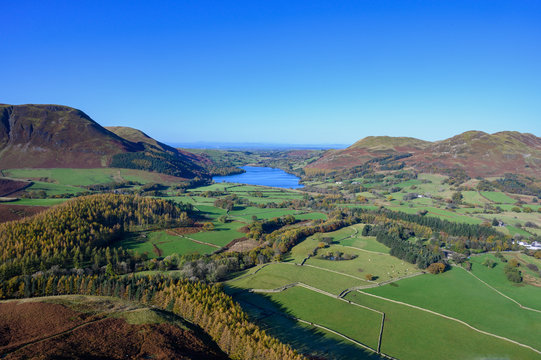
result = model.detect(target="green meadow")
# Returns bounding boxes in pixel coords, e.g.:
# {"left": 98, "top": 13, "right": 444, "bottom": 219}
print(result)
{"left": 228, "top": 262, "right": 365, "bottom": 294}
{"left": 481, "top": 191, "right": 517, "bottom": 204}
{"left": 345, "top": 291, "right": 539, "bottom": 360}
{"left": 117, "top": 230, "right": 217, "bottom": 258}
{"left": 366, "top": 265, "right": 541, "bottom": 350}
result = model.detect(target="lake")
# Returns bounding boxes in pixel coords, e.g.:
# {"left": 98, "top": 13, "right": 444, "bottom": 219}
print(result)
{"left": 212, "top": 166, "right": 303, "bottom": 189}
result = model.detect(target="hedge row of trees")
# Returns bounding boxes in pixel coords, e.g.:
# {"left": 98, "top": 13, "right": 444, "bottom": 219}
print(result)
{"left": 361, "top": 208, "right": 503, "bottom": 239}
{"left": 0, "top": 274, "right": 305, "bottom": 360}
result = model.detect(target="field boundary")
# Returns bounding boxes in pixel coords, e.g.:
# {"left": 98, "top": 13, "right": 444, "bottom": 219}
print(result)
{"left": 175, "top": 234, "right": 221, "bottom": 249}
{"left": 356, "top": 290, "right": 541, "bottom": 356}
{"left": 338, "top": 244, "right": 389, "bottom": 255}
{"left": 339, "top": 271, "right": 424, "bottom": 297}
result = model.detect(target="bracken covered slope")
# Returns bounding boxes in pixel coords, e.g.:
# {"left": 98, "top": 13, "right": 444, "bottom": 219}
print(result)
{"left": 306, "top": 131, "right": 541, "bottom": 177}
{"left": 0, "top": 297, "right": 230, "bottom": 360}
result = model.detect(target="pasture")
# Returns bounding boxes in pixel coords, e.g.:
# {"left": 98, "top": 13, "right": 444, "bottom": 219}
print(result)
{"left": 228, "top": 262, "right": 365, "bottom": 294}
{"left": 345, "top": 291, "right": 540, "bottom": 360}
{"left": 116, "top": 230, "right": 217, "bottom": 258}
{"left": 366, "top": 265, "right": 541, "bottom": 351}
{"left": 469, "top": 253, "right": 541, "bottom": 311}
{"left": 4, "top": 168, "right": 179, "bottom": 186}
{"left": 481, "top": 191, "right": 517, "bottom": 204}
{"left": 269, "top": 286, "right": 382, "bottom": 350}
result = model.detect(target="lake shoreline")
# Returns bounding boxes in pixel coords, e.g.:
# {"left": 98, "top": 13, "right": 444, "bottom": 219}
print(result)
{"left": 212, "top": 166, "right": 303, "bottom": 189}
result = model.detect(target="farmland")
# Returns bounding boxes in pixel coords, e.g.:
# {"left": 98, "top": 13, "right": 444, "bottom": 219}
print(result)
{"left": 366, "top": 265, "right": 541, "bottom": 350}
{"left": 2, "top": 162, "right": 541, "bottom": 360}
{"left": 117, "top": 230, "right": 218, "bottom": 258}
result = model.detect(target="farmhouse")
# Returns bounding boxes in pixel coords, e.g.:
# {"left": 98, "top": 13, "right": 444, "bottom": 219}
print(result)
{"left": 516, "top": 241, "right": 541, "bottom": 250}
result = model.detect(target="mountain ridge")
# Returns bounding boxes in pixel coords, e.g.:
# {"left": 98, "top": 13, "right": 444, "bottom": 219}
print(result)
{"left": 306, "top": 130, "right": 541, "bottom": 177}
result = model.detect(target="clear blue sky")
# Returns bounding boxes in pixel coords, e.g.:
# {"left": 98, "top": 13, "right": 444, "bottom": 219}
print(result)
{"left": 2, "top": 1, "right": 540, "bottom": 145}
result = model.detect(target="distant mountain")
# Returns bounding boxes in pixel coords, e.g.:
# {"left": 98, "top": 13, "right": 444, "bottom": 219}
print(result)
{"left": 349, "top": 136, "right": 431, "bottom": 152}
{"left": 305, "top": 136, "right": 431, "bottom": 172}
{"left": 306, "top": 131, "right": 541, "bottom": 177}
{"left": 0, "top": 104, "right": 208, "bottom": 179}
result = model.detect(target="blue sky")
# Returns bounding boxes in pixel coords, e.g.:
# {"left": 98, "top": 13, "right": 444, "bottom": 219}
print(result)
{"left": 2, "top": 1, "right": 540, "bottom": 145}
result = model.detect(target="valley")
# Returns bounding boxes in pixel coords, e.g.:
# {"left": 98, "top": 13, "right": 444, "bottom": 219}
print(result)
{"left": 1, "top": 104, "right": 540, "bottom": 360}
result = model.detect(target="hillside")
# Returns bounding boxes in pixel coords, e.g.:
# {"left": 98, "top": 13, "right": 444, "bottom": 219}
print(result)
{"left": 305, "top": 136, "right": 431, "bottom": 172}
{"left": 106, "top": 126, "right": 179, "bottom": 154}
{"left": 0, "top": 296, "right": 229, "bottom": 360}
{"left": 0, "top": 104, "right": 141, "bottom": 169}
{"left": 409, "top": 131, "right": 541, "bottom": 177}
{"left": 306, "top": 131, "right": 541, "bottom": 177}
{"left": 0, "top": 104, "right": 208, "bottom": 179}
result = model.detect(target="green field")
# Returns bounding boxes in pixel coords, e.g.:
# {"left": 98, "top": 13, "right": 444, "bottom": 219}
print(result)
{"left": 5, "top": 168, "right": 186, "bottom": 187}
{"left": 11, "top": 198, "right": 69, "bottom": 206}
{"left": 366, "top": 265, "right": 541, "bottom": 350}
{"left": 189, "top": 220, "right": 245, "bottom": 247}
{"left": 469, "top": 253, "right": 541, "bottom": 311}
{"left": 387, "top": 205, "right": 484, "bottom": 224}
{"left": 228, "top": 263, "right": 365, "bottom": 294}
{"left": 481, "top": 191, "right": 517, "bottom": 204}
{"left": 25, "top": 181, "right": 87, "bottom": 196}
{"left": 269, "top": 286, "right": 382, "bottom": 350}
{"left": 462, "top": 191, "right": 490, "bottom": 205}
{"left": 227, "top": 288, "right": 380, "bottom": 360}
{"left": 117, "top": 230, "right": 217, "bottom": 258}
{"left": 345, "top": 291, "right": 540, "bottom": 360}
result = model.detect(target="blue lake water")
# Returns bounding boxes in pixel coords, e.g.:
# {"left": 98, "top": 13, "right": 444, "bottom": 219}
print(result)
{"left": 212, "top": 166, "right": 303, "bottom": 189}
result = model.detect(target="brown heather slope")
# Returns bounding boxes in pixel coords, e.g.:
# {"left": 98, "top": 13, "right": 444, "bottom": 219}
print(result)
{"left": 305, "top": 135, "right": 431, "bottom": 171}
{"left": 0, "top": 104, "right": 142, "bottom": 169}
{"left": 408, "top": 131, "right": 541, "bottom": 177}
{"left": 0, "top": 297, "right": 229, "bottom": 360}
{"left": 306, "top": 131, "right": 541, "bottom": 177}
{"left": 0, "top": 204, "right": 49, "bottom": 224}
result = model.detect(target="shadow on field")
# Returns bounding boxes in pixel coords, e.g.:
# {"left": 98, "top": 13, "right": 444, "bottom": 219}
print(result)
{"left": 224, "top": 286, "right": 384, "bottom": 360}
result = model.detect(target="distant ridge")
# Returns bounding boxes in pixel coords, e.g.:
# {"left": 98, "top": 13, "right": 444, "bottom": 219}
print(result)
{"left": 306, "top": 131, "right": 541, "bottom": 177}
{"left": 0, "top": 104, "right": 208, "bottom": 179}
{"left": 173, "top": 141, "right": 348, "bottom": 150}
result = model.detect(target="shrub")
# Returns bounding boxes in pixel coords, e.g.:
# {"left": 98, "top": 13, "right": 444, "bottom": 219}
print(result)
{"left": 482, "top": 258, "right": 496, "bottom": 268}
{"left": 427, "top": 262, "right": 446, "bottom": 274}
{"left": 526, "top": 263, "right": 539, "bottom": 272}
